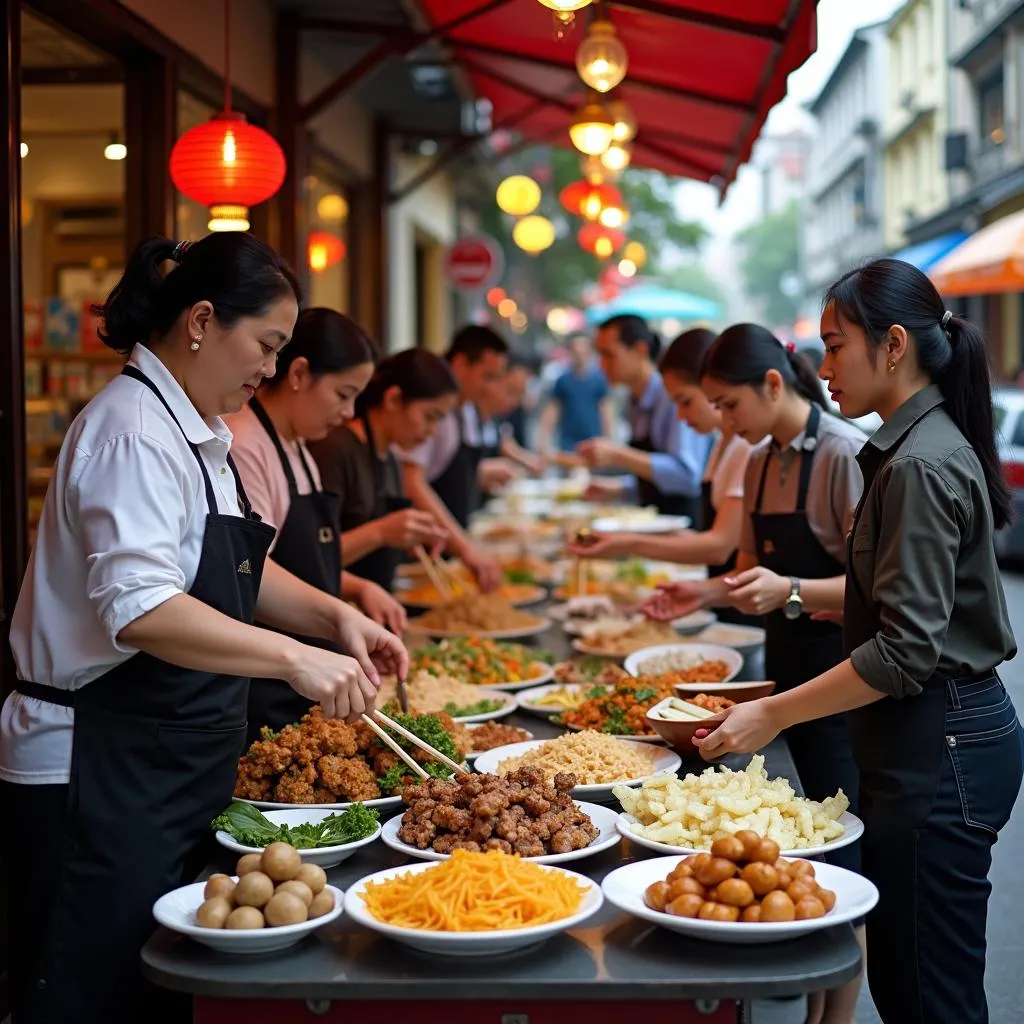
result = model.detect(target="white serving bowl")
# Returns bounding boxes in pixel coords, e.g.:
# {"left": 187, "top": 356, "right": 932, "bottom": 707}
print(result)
{"left": 623, "top": 642, "right": 744, "bottom": 681}
{"left": 153, "top": 880, "right": 344, "bottom": 955}
{"left": 344, "top": 860, "right": 602, "bottom": 955}
{"left": 379, "top": 800, "right": 621, "bottom": 865}
{"left": 601, "top": 857, "right": 877, "bottom": 945}
{"left": 214, "top": 809, "right": 381, "bottom": 869}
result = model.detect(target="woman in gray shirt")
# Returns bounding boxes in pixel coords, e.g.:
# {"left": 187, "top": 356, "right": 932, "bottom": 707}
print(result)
{"left": 678, "top": 259, "right": 1024, "bottom": 1024}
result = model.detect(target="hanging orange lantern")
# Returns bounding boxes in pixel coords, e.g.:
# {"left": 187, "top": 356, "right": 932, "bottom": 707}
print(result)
{"left": 578, "top": 223, "right": 625, "bottom": 259}
{"left": 559, "top": 180, "right": 622, "bottom": 221}
{"left": 169, "top": 0, "right": 286, "bottom": 231}
{"left": 307, "top": 231, "right": 346, "bottom": 272}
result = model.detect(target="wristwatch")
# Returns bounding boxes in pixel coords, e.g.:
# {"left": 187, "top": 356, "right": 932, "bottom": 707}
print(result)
{"left": 783, "top": 577, "right": 803, "bottom": 620}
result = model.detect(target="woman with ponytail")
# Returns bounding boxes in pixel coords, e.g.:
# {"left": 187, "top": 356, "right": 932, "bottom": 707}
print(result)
{"left": 644, "top": 322, "right": 867, "bottom": 1023}
{"left": 663, "top": 262, "right": 1024, "bottom": 1024}
{"left": 307, "top": 348, "right": 455, "bottom": 594}
{"left": 0, "top": 234, "right": 407, "bottom": 1024}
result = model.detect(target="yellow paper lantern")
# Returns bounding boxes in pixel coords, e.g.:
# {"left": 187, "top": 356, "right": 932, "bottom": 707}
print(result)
{"left": 496, "top": 175, "right": 542, "bottom": 217}
{"left": 512, "top": 215, "right": 556, "bottom": 255}
{"left": 317, "top": 193, "right": 349, "bottom": 221}
{"left": 623, "top": 241, "right": 647, "bottom": 268}
{"left": 569, "top": 96, "right": 614, "bottom": 156}
{"left": 537, "top": 0, "right": 591, "bottom": 10}
{"left": 576, "top": 19, "right": 628, "bottom": 93}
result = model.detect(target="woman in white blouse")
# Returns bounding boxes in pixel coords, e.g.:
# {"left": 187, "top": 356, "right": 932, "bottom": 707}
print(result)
{"left": 0, "top": 233, "right": 406, "bottom": 1024}
{"left": 569, "top": 329, "right": 754, "bottom": 596}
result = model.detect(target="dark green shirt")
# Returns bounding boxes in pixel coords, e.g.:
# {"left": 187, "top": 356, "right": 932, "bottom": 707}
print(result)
{"left": 848, "top": 385, "right": 1016, "bottom": 698}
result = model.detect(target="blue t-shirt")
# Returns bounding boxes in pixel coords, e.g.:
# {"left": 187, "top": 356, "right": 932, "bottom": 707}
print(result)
{"left": 552, "top": 365, "right": 608, "bottom": 451}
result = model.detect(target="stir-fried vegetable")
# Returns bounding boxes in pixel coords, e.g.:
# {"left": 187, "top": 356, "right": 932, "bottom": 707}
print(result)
{"left": 411, "top": 637, "right": 554, "bottom": 686}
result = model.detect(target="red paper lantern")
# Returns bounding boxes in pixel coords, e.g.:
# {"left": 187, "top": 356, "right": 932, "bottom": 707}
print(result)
{"left": 170, "top": 113, "right": 286, "bottom": 231}
{"left": 560, "top": 180, "right": 623, "bottom": 221}
{"left": 307, "top": 231, "right": 346, "bottom": 272}
{"left": 578, "top": 223, "right": 626, "bottom": 259}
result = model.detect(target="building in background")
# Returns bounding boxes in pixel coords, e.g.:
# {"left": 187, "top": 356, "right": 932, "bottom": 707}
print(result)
{"left": 803, "top": 21, "right": 888, "bottom": 306}
{"left": 883, "top": 0, "right": 959, "bottom": 263}
{"left": 752, "top": 129, "right": 812, "bottom": 218}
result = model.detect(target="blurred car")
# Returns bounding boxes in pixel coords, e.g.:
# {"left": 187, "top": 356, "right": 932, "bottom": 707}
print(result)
{"left": 993, "top": 389, "right": 1024, "bottom": 563}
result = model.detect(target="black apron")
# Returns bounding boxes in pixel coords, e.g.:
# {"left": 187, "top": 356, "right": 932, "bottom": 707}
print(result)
{"left": 752, "top": 404, "right": 859, "bottom": 869}
{"left": 245, "top": 398, "right": 343, "bottom": 745}
{"left": 342, "top": 413, "right": 412, "bottom": 592}
{"left": 700, "top": 437, "right": 761, "bottom": 628}
{"left": 432, "top": 404, "right": 483, "bottom": 528}
{"left": 12, "top": 364, "right": 275, "bottom": 1023}
{"left": 632, "top": 423, "right": 700, "bottom": 524}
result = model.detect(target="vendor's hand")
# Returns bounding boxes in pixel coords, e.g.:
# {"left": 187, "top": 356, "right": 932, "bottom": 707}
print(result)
{"left": 462, "top": 544, "right": 502, "bottom": 592}
{"left": 379, "top": 508, "right": 445, "bottom": 550}
{"left": 566, "top": 530, "right": 628, "bottom": 559}
{"left": 692, "top": 699, "right": 783, "bottom": 761}
{"left": 641, "top": 581, "right": 706, "bottom": 621}
{"left": 582, "top": 477, "right": 624, "bottom": 501}
{"left": 354, "top": 579, "right": 407, "bottom": 634}
{"left": 724, "top": 567, "right": 789, "bottom": 616}
{"left": 577, "top": 437, "right": 624, "bottom": 471}
{"left": 519, "top": 450, "right": 547, "bottom": 477}
{"left": 337, "top": 608, "right": 409, "bottom": 685}
{"left": 478, "top": 457, "right": 521, "bottom": 493}
{"left": 285, "top": 646, "right": 379, "bottom": 723}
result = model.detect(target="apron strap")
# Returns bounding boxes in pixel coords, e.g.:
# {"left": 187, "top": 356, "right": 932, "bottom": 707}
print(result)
{"left": 121, "top": 364, "right": 220, "bottom": 516}
{"left": 248, "top": 396, "right": 303, "bottom": 497}
{"left": 754, "top": 403, "right": 822, "bottom": 513}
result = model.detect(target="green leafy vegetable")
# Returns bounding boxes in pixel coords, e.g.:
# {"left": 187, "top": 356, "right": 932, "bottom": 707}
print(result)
{"left": 631, "top": 687, "right": 661, "bottom": 702}
{"left": 601, "top": 707, "right": 632, "bottom": 735}
{"left": 615, "top": 558, "right": 649, "bottom": 583}
{"left": 502, "top": 568, "right": 536, "bottom": 584}
{"left": 212, "top": 800, "right": 379, "bottom": 849}
{"left": 377, "top": 761, "right": 454, "bottom": 794}
{"left": 584, "top": 684, "right": 611, "bottom": 700}
{"left": 443, "top": 698, "right": 504, "bottom": 718}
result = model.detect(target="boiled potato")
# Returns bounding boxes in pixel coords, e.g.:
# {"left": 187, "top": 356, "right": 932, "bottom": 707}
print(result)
{"left": 234, "top": 871, "right": 274, "bottom": 908}
{"left": 264, "top": 891, "right": 307, "bottom": 927}
{"left": 261, "top": 842, "right": 302, "bottom": 883}
{"left": 225, "top": 906, "right": 265, "bottom": 929}
{"left": 276, "top": 880, "right": 314, "bottom": 908}
{"left": 295, "top": 863, "right": 327, "bottom": 895}
{"left": 308, "top": 889, "right": 335, "bottom": 919}
{"left": 203, "top": 874, "right": 235, "bottom": 902}
{"left": 236, "top": 853, "right": 263, "bottom": 876}
{"left": 195, "top": 896, "right": 232, "bottom": 929}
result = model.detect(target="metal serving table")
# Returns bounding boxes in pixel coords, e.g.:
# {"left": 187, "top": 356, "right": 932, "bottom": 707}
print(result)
{"left": 142, "top": 620, "right": 861, "bottom": 1023}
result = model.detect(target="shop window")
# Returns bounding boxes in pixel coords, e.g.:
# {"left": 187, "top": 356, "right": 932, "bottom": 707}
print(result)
{"left": 978, "top": 70, "right": 1005, "bottom": 149}
{"left": 304, "top": 160, "right": 350, "bottom": 313}
{"left": 175, "top": 89, "right": 218, "bottom": 242}
{"left": 19, "top": 14, "right": 126, "bottom": 541}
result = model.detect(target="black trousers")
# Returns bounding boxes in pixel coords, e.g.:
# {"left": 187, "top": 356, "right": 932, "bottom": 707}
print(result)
{"left": 860, "top": 676, "right": 1023, "bottom": 1023}
{"left": 1, "top": 780, "right": 193, "bottom": 1024}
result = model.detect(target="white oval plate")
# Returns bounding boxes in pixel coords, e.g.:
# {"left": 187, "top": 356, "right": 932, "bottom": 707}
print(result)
{"left": 444, "top": 689, "right": 520, "bottom": 723}
{"left": 670, "top": 610, "right": 718, "bottom": 634}
{"left": 514, "top": 681, "right": 608, "bottom": 717}
{"left": 153, "top": 880, "right": 344, "bottom": 954}
{"left": 472, "top": 739, "right": 682, "bottom": 803}
{"left": 615, "top": 810, "right": 866, "bottom": 859}
{"left": 405, "top": 617, "right": 553, "bottom": 642}
{"left": 344, "top": 860, "right": 602, "bottom": 955}
{"left": 463, "top": 721, "right": 535, "bottom": 758}
{"left": 601, "top": 857, "right": 877, "bottom": 944}
{"left": 623, "top": 643, "right": 744, "bottom": 682}
{"left": 690, "top": 623, "right": 767, "bottom": 654}
{"left": 571, "top": 637, "right": 671, "bottom": 662}
{"left": 241, "top": 794, "right": 404, "bottom": 813}
{"left": 591, "top": 515, "right": 691, "bottom": 534}
{"left": 215, "top": 810, "right": 381, "bottom": 868}
{"left": 379, "top": 801, "right": 621, "bottom": 865}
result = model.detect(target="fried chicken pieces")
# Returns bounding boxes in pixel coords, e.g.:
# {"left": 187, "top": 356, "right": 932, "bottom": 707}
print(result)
{"left": 234, "top": 706, "right": 470, "bottom": 804}
{"left": 397, "top": 767, "right": 599, "bottom": 858}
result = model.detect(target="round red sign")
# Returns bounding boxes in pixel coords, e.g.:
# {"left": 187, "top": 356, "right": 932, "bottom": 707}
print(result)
{"left": 444, "top": 236, "right": 502, "bottom": 291}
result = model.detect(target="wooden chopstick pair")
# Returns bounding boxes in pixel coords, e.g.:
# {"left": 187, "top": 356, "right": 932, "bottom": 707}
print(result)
{"left": 413, "top": 546, "right": 466, "bottom": 599}
{"left": 360, "top": 707, "right": 470, "bottom": 782}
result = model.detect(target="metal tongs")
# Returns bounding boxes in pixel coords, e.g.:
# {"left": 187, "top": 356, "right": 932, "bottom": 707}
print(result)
{"left": 360, "top": 707, "right": 472, "bottom": 781}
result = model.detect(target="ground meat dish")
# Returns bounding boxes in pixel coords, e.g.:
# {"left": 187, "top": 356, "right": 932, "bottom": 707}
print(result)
{"left": 465, "top": 722, "right": 531, "bottom": 752}
{"left": 397, "top": 768, "right": 599, "bottom": 858}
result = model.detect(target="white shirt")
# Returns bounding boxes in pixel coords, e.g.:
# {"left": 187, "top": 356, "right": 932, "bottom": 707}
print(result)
{"left": 704, "top": 434, "right": 756, "bottom": 512}
{"left": 225, "top": 402, "right": 322, "bottom": 553}
{"left": 0, "top": 344, "right": 242, "bottom": 784}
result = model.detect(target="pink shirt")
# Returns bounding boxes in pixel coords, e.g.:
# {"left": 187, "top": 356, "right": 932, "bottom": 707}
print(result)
{"left": 225, "top": 403, "right": 323, "bottom": 553}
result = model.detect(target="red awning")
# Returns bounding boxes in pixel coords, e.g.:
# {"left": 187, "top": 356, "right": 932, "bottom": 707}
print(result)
{"left": 417, "top": 0, "right": 819, "bottom": 192}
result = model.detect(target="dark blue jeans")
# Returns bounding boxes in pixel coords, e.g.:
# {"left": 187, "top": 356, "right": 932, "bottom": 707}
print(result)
{"left": 860, "top": 675, "right": 1023, "bottom": 1024}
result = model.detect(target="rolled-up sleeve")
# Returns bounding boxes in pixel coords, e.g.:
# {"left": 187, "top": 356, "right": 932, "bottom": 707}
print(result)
{"left": 68, "top": 433, "right": 192, "bottom": 649}
{"left": 849, "top": 457, "right": 963, "bottom": 698}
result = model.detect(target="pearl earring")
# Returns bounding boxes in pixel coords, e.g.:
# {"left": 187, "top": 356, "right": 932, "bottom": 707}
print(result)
{"left": 191, "top": 335, "right": 201, "bottom": 352}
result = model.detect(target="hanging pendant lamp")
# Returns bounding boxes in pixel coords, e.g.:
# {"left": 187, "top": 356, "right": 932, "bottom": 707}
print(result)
{"left": 169, "top": 0, "right": 286, "bottom": 232}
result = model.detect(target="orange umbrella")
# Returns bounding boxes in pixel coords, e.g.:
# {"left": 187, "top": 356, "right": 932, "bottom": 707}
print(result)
{"left": 929, "top": 210, "right": 1024, "bottom": 297}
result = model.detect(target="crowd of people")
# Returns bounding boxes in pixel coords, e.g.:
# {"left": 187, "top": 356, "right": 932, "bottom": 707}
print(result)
{"left": 0, "top": 230, "right": 1021, "bottom": 1024}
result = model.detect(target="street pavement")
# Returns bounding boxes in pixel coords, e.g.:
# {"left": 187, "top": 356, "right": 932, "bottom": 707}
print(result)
{"left": 755, "top": 569, "right": 1024, "bottom": 1024}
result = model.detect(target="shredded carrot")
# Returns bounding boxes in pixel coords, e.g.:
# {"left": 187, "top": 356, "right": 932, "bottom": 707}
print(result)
{"left": 361, "top": 849, "right": 588, "bottom": 932}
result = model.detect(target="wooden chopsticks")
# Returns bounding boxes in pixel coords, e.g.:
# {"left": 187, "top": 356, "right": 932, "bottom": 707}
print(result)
{"left": 372, "top": 707, "right": 471, "bottom": 776}
{"left": 413, "top": 545, "right": 453, "bottom": 599}
{"left": 360, "top": 714, "right": 429, "bottom": 780}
